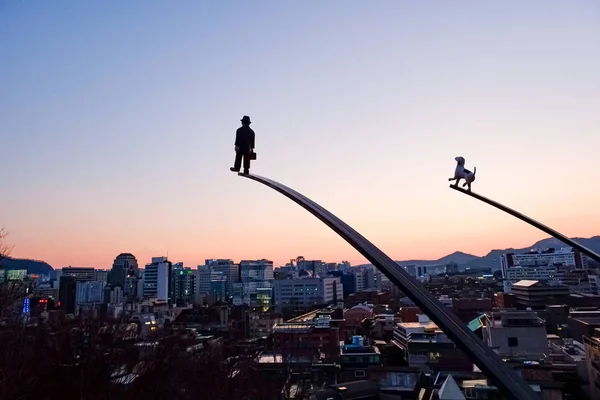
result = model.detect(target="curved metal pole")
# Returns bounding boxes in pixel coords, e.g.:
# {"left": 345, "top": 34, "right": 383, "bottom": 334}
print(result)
{"left": 449, "top": 185, "right": 600, "bottom": 264}
{"left": 239, "top": 173, "right": 538, "bottom": 400}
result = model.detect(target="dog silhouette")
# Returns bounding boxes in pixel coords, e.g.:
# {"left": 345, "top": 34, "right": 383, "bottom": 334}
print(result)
{"left": 449, "top": 156, "right": 476, "bottom": 191}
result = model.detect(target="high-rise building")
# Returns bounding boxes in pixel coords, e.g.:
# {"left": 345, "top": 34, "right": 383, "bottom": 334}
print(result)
{"left": 136, "top": 268, "right": 145, "bottom": 300}
{"left": 58, "top": 276, "right": 77, "bottom": 314}
{"left": 61, "top": 267, "right": 96, "bottom": 282}
{"left": 124, "top": 276, "right": 139, "bottom": 299}
{"left": 232, "top": 281, "right": 273, "bottom": 306}
{"left": 171, "top": 263, "right": 196, "bottom": 304}
{"left": 210, "top": 272, "right": 227, "bottom": 303}
{"left": 109, "top": 286, "right": 124, "bottom": 304}
{"left": 327, "top": 270, "right": 357, "bottom": 299}
{"left": 354, "top": 269, "right": 366, "bottom": 291}
{"left": 197, "top": 265, "right": 213, "bottom": 296}
{"left": 364, "top": 267, "right": 375, "bottom": 290}
{"left": 143, "top": 257, "right": 172, "bottom": 302}
{"left": 206, "top": 259, "right": 239, "bottom": 298}
{"left": 374, "top": 270, "right": 383, "bottom": 291}
{"left": 297, "top": 259, "right": 322, "bottom": 277}
{"left": 110, "top": 253, "right": 139, "bottom": 288}
{"left": 95, "top": 269, "right": 109, "bottom": 283}
{"left": 76, "top": 281, "right": 105, "bottom": 305}
{"left": 233, "top": 259, "right": 274, "bottom": 306}
{"left": 240, "top": 259, "right": 274, "bottom": 282}
{"left": 273, "top": 276, "right": 343, "bottom": 311}
{"left": 172, "top": 262, "right": 184, "bottom": 302}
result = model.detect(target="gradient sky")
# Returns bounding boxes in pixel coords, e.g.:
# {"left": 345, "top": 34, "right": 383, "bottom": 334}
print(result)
{"left": 2, "top": 1, "right": 599, "bottom": 270}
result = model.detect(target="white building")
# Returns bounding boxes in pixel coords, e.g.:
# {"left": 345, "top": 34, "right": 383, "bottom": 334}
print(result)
{"left": 273, "top": 276, "right": 343, "bottom": 311}
{"left": 355, "top": 270, "right": 366, "bottom": 291}
{"left": 503, "top": 264, "right": 563, "bottom": 292}
{"left": 502, "top": 247, "right": 589, "bottom": 292}
{"left": 143, "top": 257, "right": 171, "bottom": 302}
{"left": 482, "top": 311, "right": 547, "bottom": 360}
{"left": 392, "top": 314, "right": 453, "bottom": 368}
{"left": 502, "top": 247, "right": 587, "bottom": 269}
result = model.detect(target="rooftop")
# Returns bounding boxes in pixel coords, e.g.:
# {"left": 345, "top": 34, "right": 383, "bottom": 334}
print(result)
{"left": 397, "top": 321, "right": 438, "bottom": 330}
{"left": 272, "top": 323, "right": 312, "bottom": 333}
{"left": 255, "top": 352, "right": 313, "bottom": 364}
{"left": 461, "top": 379, "right": 541, "bottom": 393}
{"left": 438, "top": 375, "right": 465, "bottom": 400}
{"left": 340, "top": 345, "right": 380, "bottom": 355}
{"left": 570, "top": 317, "right": 600, "bottom": 325}
{"left": 512, "top": 280, "right": 539, "bottom": 287}
{"left": 349, "top": 304, "right": 372, "bottom": 312}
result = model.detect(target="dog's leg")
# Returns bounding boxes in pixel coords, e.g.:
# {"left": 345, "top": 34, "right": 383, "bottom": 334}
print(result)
{"left": 454, "top": 178, "right": 461, "bottom": 187}
{"left": 467, "top": 182, "right": 471, "bottom": 192}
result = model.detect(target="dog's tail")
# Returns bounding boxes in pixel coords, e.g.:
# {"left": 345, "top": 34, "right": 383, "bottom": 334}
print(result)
{"left": 473, "top": 166, "right": 476, "bottom": 175}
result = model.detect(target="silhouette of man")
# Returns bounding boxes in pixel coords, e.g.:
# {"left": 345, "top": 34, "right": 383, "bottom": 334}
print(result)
{"left": 230, "top": 115, "right": 255, "bottom": 174}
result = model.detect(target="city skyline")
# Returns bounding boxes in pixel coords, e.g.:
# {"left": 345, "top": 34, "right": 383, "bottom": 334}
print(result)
{"left": 9, "top": 233, "right": 600, "bottom": 272}
{"left": 3, "top": 1, "right": 600, "bottom": 270}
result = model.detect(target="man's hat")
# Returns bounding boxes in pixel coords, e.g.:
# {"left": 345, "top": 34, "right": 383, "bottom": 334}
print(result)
{"left": 241, "top": 115, "right": 251, "bottom": 124}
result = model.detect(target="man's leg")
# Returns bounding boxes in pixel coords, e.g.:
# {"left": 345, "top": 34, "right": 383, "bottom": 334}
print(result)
{"left": 243, "top": 153, "right": 250, "bottom": 174}
{"left": 231, "top": 152, "right": 242, "bottom": 172}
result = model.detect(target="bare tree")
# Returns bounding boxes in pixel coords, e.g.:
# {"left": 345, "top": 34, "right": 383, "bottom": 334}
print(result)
{"left": 0, "top": 228, "right": 24, "bottom": 319}
{"left": 0, "top": 227, "right": 12, "bottom": 265}
{"left": 0, "top": 317, "right": 284, "bottom": 400}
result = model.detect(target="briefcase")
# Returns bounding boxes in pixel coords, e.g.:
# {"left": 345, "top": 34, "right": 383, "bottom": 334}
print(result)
{"left": 250, "top": 151, "right": 257, "bottom": 160}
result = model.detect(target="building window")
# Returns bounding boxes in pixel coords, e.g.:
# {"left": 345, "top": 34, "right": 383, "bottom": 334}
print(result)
{"left": 508, "top": 337, "right": 519, "bottom": 347}
{"left": 355, "top": 370, "right": 365, "bottom": 378}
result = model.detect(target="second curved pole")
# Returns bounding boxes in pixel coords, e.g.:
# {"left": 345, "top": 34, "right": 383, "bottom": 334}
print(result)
{"left": 240, "top": 173, "right": 538, "bottom": 400}
{"left": 449, "top": 185, "right": 600, "bottom": 264}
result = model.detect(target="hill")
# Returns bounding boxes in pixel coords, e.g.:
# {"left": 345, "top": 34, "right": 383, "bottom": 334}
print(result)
{"left": 466, "top": 236, "right": 600, "bottom": 271}
{"left": 0, "top": 258, "right": 54, "bottom": 275}
{"left": 394, "top": 251, "right": 479, "bottom": 268}
{"left": 356, "top": 236, "right": 600, "bottom": 272}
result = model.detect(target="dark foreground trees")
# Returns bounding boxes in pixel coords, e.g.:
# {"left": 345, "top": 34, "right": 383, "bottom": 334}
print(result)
{"left": 0, "top": 319, "right": 281, "bottom": 400}
{"left": 0, "top": 228, "right": 28, "bottom": 319}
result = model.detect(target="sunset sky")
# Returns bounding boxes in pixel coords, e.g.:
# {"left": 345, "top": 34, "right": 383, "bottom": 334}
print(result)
{"left": 2, "top": 1, "right": 599, "bottom": 270}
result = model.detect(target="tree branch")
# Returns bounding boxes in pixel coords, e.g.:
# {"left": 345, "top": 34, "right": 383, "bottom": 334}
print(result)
{"left": 0, "top": 227, "right": 13, "bottom": 265}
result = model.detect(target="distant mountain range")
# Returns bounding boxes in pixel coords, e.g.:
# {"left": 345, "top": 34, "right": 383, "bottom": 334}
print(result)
{"left": 358, "top": 236, "right": 600, "bottom": 272}
{"left": 0, "top": 257, "right": 54, "bottom": 275}
{"left": 3, "top": 236, "right": 600, "bottom": 276}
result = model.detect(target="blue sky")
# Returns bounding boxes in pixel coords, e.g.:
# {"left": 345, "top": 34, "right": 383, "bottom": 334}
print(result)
{"left": 1, "top": 1, "right": 599, "bottom": 268}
